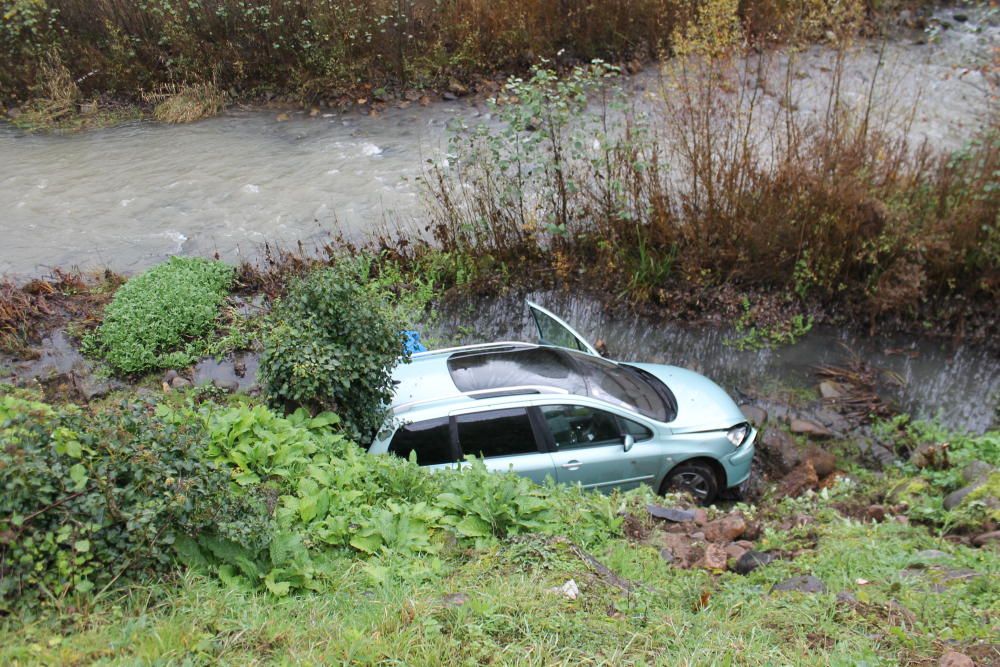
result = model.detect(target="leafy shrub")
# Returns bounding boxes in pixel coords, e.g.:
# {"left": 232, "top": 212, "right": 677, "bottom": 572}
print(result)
{"left": 83, "top": 257, "right": 234, "bottom": 375}
{"left": 0, "top": 392, "right": 270, "bottom": 611}
{"left": 158, "top": 399, "right": 623, "bottom": 593}
{"left": 260, "top": 263, "right": 407, "bottom": 442}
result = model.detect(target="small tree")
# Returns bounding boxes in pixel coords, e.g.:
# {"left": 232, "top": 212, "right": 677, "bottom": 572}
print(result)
{"left": 260, "top": 264, "right": 407, "bottom": 443}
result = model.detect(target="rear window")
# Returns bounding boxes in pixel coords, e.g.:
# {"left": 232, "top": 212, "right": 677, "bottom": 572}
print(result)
{"left": 447, "top": 348, "right": 672, "bottom": 421}
{"left": 448, "top": 348, "right": 586, "bottom": 394}
{"left": 456, "top": 408, "right": 539, "bottom": 459}
{"left": 388, "top": 418, "right": 454, "bottom": 465}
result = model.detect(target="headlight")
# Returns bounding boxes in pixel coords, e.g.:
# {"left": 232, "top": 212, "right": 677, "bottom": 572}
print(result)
{"left": 726, "top": 423, "right": 749, "bottom": 447}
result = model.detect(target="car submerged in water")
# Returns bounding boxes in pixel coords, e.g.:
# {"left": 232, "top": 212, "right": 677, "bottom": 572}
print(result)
{"left": 369, "top": 302, "right": 756, "bottom": 503}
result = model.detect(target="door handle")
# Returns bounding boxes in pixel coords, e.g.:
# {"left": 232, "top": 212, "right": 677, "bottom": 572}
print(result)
{"left": 561, "top": 460, "right": 582, "bottom": 470}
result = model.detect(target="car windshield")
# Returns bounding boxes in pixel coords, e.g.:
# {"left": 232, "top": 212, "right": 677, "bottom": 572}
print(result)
{"left": 447, "top": 348, "right": 672, "bottom": 421}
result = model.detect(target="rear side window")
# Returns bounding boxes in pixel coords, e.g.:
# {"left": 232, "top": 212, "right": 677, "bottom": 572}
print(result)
{"left": 457, "top": 408, "right": 539, "bottom": 459}
{"left": 388, "top": 418, "right": 454, "bottom": 465}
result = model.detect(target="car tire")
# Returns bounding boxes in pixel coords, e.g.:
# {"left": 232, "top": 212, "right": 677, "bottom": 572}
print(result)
{"left": 662, "top": 461, "right": 720, "bottom": 505}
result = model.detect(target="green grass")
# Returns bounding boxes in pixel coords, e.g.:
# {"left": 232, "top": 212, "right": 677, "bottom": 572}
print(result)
{"left": 3, "top": 518, "right": 996, "bottom": 665}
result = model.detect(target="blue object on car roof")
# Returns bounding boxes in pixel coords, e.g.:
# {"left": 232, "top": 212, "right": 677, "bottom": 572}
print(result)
{"left": 402, "top": 330, "right": 428, "bottom": 354}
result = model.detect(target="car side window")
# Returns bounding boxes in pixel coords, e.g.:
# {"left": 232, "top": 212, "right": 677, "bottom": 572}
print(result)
{"left": 618, "top": 416, "right": 653, "bottom": 442}
{"left": 388, "top": 417, "right": 455, "bottom": 465}
{"left": 541, "top": 405, "right": 621, "bottom": 450}
{"left": 456, "top": 408, "right": 538, "bottom": 459}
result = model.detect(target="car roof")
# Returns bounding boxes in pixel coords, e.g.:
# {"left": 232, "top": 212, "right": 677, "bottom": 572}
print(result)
{"left": 390, "top": 342, "right": 584, "bottom": 417}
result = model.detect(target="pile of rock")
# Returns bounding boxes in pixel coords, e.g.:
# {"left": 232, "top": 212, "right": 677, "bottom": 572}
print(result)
{"left": 646, "top": 504, "right": 776, "bottom": 575}
{"left": 746, "top": 404, "right": 840, "bottom": 499}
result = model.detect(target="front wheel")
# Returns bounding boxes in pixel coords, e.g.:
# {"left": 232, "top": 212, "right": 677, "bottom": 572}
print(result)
{"left": 661, "top": 461, "right": 720, "bottom": 505}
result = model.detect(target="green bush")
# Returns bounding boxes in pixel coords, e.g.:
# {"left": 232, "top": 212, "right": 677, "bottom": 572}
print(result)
{"left": 0, "top": 392, "right": 270, "bottom": 611}
{"left": 83, "top": 257, "right": 234, "bottom": 375}
{"left": 260, "top": 263, "right": 407, "bottom": 442}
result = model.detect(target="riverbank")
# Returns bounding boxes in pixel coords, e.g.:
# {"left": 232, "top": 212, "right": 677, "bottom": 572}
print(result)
{"left": 1, "top": 0, "right": 954, "bottom": 130}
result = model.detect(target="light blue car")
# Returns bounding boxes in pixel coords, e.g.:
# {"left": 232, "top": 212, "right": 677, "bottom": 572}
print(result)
{"left": 369, "top": 302, "right": 756, "bottom": 503}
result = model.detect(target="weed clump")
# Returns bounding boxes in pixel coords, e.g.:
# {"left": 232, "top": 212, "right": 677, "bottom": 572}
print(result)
{"left": 83, "top": 257, "right": 234, "bottom": 375}
{"left": 151, "top": 82, "right": 227, "bottom": 123}
{"left": 260, "top": 262, "right": 407, "bottom": 442}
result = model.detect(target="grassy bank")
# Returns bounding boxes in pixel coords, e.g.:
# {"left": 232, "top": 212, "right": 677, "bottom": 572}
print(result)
{"left": 2, "top": 251, "right": 998, "bottom": 664}
{"left": 1, "top": 0, "right": 920, "bottom": 125}
{"left": 1, "top": 385, "right": 997, "bottom": 665}
{"left": 4, "top": 518, "right": 997, "bottom": 665}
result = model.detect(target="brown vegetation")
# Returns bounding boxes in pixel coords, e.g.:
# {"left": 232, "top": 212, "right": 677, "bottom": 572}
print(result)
{"left": 1, "top": 0, "right": 899, "bottom": 108}
{"left": 150, "top": 83, "right": 228, "bottom": 124}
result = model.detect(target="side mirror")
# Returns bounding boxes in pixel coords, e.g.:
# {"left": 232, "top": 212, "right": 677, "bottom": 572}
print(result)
{"left": 623, "top": 433, "right": 635, "bottom": 452}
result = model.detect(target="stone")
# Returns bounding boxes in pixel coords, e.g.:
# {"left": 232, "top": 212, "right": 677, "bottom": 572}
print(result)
{"left": 170, "top": 376, "right": 191, "bottom": 389}
{"left": 700, "top": 543, "right": 728, "bottom": 570}
{"left": 724, "top": 543, "right": 747, "bottom": 563}
{"left": 441, "top": 592, "right": 469, "bottom": 607}
{"left": 309, "top": 106, "right": 321, "bottom": 117}
{"left": 740, "top": 405, "right": 767, "bottom": 426}
{"left": 952, "top": 14, "right": 969, "bottom": 23}
{"left": 703, "top": 515, "right": 746, "bottom": 543}
{"left": 77, "top": 374, "right": 116, "bottom": 401}
{"left": 972, "top": 531, "right": 1000, "bottom": 547}
{"left": 760, "top": 429, "right": 802, "bottom": 474}
{"left": 659, "top": 548, "right": 675, "bottom": 563}
{"left": 661, "top": 533, "right": 694, "bottom": 566}
{"left": 447, "top": 79, "right": 469, "bottom": 96}
{"left": 692, "top": 509, "right": 708, "bottom": 526}
{"left": 275, "top": 112, "right": 290, "bottom": 122}
{"left": 863, "top": 504, "right": 885, "bottom": 522}
{"left": 404, "top": 89, "right": 421, "bottom": 102}
{"left": 913, "top": 549, "right": 949, "bottom": 563}
{"left": 777, "top": 460, "right": 819, "bottom": 498}
{"left": 938, "top": 651, "right": 974, "bottom": 667}
{"left": 442, "top": 91, "right": 458, "bottom": 101}
{"left": 548, "top": 579, "right": 580, "bottom": 600}
{"left": 689, "top": 531, "right": 706, "bottom": 542}
{"left": 733, "top": 551, "right": 775, "bottom": 575}
{"left": 835, "top": 591, "right": 858, "bottom": 605}
{"left": 961, "top": 460, "right": 994, "bottom": 484}
{"left": 772, "top": 575, "right": 826, "bottom": 594}
{"left": 6, "top": 106, "right": 21, "bottom": 119}
{"left": 818, "top": 381, "right": 845, "bottom": 399}
{"left": 213, "top": 378, "right": 239, "bottom": 393}
{"left": 734, "top": 540, "right": 753, "bottom": 550}
{"left": 646, "top": 504, "right": 696, "bottom": 522}
{"left": 164, "top": 369, "right": 179, "bottom": 382}
{"left": 943, "top": 482, "right": 984, "bottom": 510}
{"left": 789, "top": 418, "right": 833, "bottom": 439}
{"left": 803, "top": 446, "right": 836, "bottom": 477}
{"left": 909, "top": 442, "right": 948, "bottom": 469}
{"left": 813, "top": 408, "right": 850, "bottom": 432}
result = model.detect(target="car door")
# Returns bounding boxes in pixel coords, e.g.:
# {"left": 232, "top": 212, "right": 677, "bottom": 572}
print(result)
{"left": 453, "top": 407, "right": 556, "bottom": 485}
{"left": 527, "top": 300, "right": 600, "bottom": 356}
{"left": 539, "top": 403, "right": 662, "bottom": 491}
